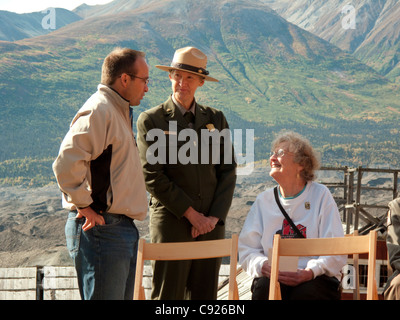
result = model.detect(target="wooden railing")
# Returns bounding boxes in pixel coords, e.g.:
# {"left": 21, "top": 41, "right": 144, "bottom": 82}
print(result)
{"left": 319, "top": 166, "right": 400, "bottom": 234}
{"left": 0, "top": 265, "right": 232, "bottom": 300}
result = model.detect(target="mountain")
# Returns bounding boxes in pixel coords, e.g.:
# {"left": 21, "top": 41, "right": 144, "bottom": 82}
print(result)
{"left": 73, "top": 0, "right": 158, "bottom": 18}
{"left": 2, "top": 0, "right": 399, "bottom": 81}
{"left": 0, "top": 8, "right": 82, "bottom": 41}
{"left": 263, "top": 0, "right": 400, "bottom": 82}
{"left": 0, "top": 0, "right": 399, "bottom": 186}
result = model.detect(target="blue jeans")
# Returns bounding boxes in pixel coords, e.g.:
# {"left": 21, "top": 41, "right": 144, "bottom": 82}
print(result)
{"left": 65, "top": 211, "right": 139, "bottom": 300}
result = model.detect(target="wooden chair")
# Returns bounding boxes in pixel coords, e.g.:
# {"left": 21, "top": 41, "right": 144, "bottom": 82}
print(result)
{"left": 133, "top": 234, "right": 239, "bottom": 300}
{"left": 269, "top": 230, "right": 378, "bottom": 300}
{"left": 345, "top": 231, "right": 360, "bottom": 300}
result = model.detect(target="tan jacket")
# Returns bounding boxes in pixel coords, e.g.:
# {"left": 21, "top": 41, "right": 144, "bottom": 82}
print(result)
{"left": 53, "top": 84, "right": 148, "bottom": 220}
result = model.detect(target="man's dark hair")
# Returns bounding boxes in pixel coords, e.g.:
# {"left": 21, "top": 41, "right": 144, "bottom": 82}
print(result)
{"left": 101, "top": 47, "right": 146, "bottom": 85}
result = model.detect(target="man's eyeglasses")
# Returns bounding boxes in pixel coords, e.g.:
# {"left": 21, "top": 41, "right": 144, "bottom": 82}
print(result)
{"left": 123, "top": 73, "right": 150, "bottom": 85}
{"left": 270, "top": 149, "right": 292, "bottom": 158}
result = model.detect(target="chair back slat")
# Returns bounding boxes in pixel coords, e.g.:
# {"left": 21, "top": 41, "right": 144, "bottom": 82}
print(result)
{"left": 142, "top": 238, "right": 233, "bottom": 261}
{"left": 134, "top": 234, "right": 239, "bottom": 300}
{"left": 269, "top": 231, "right": 378, "bottom": 300}
{"left": 277, "top": 235, "right": 371, "bottom": 256}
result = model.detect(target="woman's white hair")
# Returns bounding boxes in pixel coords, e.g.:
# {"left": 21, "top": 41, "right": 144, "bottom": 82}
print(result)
{"left": 272, "top": 131, "right": 321, "bottom": 182}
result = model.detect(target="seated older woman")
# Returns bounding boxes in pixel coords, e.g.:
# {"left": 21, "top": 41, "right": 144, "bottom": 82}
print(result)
{"left": 239, "top": 131, "right": 346, "bottom": 300}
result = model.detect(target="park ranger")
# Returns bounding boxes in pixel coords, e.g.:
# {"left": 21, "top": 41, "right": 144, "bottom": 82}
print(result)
{"left": 136, "top": 46, "right": 237, "bottom": 300}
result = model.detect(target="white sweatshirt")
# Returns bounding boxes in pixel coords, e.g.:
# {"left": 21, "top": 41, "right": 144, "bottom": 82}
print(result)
{"left": 238, "top": 181, "right": 346, "bottom": 281}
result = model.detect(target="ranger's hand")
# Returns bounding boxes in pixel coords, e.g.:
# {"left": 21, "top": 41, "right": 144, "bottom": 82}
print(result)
{"left": 184, "top": 207, "right": 215, "bottom": 237}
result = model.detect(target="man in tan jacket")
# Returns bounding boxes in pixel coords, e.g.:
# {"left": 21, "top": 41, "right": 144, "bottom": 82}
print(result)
{"left": 53, "top": 48, "right": 149, "bottom": 300}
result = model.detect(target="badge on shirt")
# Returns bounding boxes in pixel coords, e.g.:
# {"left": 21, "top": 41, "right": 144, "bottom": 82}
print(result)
{"left": 206, "top": 124, "right": 215, "bottom": 132}
{"left": 305, "top": 202, "right": 310, "bottom": 210}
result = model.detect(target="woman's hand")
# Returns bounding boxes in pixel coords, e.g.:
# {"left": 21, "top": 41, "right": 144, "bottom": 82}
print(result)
{"left": 261, "top": 261, "right": 314, "bottom": 286}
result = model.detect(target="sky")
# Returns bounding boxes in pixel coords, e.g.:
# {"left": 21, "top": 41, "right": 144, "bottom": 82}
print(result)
{"left": 0, "top": 0, "right": 113, "bottom": 13}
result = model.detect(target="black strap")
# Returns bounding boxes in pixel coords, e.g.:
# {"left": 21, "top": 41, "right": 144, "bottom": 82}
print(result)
{"left": 274, "top": 187, "right": 305, "bottom": 238}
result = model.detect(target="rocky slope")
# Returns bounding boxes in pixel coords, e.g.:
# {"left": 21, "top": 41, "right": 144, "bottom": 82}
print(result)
{"left": 0, "top": 168, "right": 272, "bottom": 267}
{"left": 0, "top": 167, "right": 393, "bottom": 267}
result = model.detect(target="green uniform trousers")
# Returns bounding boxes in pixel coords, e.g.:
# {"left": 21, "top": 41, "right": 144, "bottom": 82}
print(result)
{"left": 150, "top": 208, "right": 225, "bottom": 300}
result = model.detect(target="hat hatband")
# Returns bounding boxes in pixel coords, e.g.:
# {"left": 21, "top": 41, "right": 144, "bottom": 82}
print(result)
{"left": 171, "top": 62, "right": 210, "bottom": 76}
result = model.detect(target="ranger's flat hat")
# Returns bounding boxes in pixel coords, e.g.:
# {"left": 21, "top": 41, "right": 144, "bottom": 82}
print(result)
{"left": 156, "top": 46, "right": 218, "bottom": 82}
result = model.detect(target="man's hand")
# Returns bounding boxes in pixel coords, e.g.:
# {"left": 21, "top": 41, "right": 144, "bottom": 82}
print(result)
{"left": 76, "top": 207, "right": 105, "bottom": 231}
{"left": 261, "top": 260, "right": 314, "bottom": 286}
